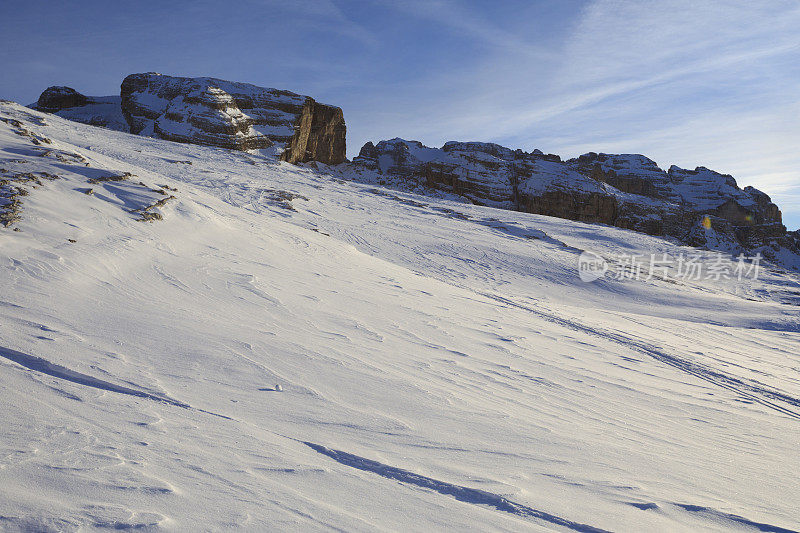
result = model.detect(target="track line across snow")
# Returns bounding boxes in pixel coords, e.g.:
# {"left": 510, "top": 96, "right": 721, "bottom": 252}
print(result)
{"left": 301, "top": 440, "right": 610, "bottom": 533}
{"left": 478, "top": 292, "right": 800, "bottom": 421}
{"left": 0, "top": 345, "right": 232, "bottom": 420}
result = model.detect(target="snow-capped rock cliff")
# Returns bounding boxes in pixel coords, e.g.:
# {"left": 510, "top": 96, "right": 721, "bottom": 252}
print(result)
{"left": 32, "top": 74, "right": 347, "bottom": 165}
{"left": 350, "top": 138, "right": 796, "bottom": 265}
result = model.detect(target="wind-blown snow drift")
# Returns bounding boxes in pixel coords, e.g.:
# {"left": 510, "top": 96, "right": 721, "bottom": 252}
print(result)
{"left": 1, "top": 101, "right": 799, "bottom": 531}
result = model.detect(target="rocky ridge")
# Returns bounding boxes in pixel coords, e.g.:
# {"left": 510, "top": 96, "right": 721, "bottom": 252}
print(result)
{"left": 350, "top": 138, "right": 798, "bottom": 265}
{"left": 32, "top": 74, "right": 346, "bottom": 165}
{"left": 27, "top": 76, "right": 798, "bottom": 267}
{"left": 33, "top": 86, "right": 128, "bottom": 132}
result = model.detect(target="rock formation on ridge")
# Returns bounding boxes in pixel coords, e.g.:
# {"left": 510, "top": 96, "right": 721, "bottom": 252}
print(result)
{"left": 28, "top": 77, "right": 796, "bottom": 266}
{"left": 350, "top": 138, "right": 796, "bottom": 264}
{"left": 120, "top": 73, "right": 345, "bottom": 164}
{"left": 32, "top": 86, "right": 128, "bottom": 131}
{"left": 32, "top": 74, "right": 347, "bottom": 165}
{"left": 35, "top": 86, "right": 89, "bottom": 112}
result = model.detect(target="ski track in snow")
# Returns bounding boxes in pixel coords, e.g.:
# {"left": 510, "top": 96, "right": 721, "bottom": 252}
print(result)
{"left": 478, "top": 293, "right": 800, "bottom": 420}
{"left": 302, "top": 440, "right": 800, "bottom": 533}
{"left": 669, "top": 504, "right": 800, "bottom": 533}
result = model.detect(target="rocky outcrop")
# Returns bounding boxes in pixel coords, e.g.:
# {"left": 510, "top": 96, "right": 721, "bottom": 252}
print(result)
{"left": 521, "top": 190, "right": 619, "bottom": 226}
{"left": 685, "top": 215, "right": 742, "bottom": 252}
{"left": 350, "top": 138, "right": 797, "bottom": 264}
{"left": 35, "top": 87, "right": 88, "bottom": 112}
{"left": 32, "top": 74, "right": 347, "bottom": 165}
{"left": 280, "top": 98, "right": 346, "bottom": 165}
{"left": 31, "top": 87, "right": 128, "bottom": 131}
{"left": 120, "top": 73, "right": 346, "bottom": 164}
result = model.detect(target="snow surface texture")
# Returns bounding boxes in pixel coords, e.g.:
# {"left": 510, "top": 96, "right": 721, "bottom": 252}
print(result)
{"left": 50, "top": 96, "right": 129, "bottom": 134}
{"left": 0, "top": 101, "right": 799, "bottom": 532}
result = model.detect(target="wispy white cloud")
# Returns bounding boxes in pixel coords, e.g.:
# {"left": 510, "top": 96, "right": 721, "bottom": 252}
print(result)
{"left": 350, "top": 0, "right": 800, "bottom": 226}
{"left": 537, "top": 0, "right": 800, "bottom": 225}
{"left": 249, "top": 0, "right": 378, "bottom": 47}
{"left": 381, "top": 0, "right": 556, "bottom": 60}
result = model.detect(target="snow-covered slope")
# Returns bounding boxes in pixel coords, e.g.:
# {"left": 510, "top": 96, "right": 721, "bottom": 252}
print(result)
{"left": 1, "top": 102, "right": 799, "bottom": 532}
{"left": 47, "top": 96, "right": 129, "bottom": 133}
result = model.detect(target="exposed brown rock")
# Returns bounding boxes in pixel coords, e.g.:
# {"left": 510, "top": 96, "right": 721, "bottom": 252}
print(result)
{"left": 280, "top": 98, "right": 346, "bottom": 165}
{"left": 35, "top": 87, "right": 88, "bottom": 113}
{"left": 120, "top": 73, "right": 346, "bottom": 164}
{"left": 33, "top": 74, "right": 347, "bottom": 164}
{"left": 520, "top": 190, "right": 619, "bottom": 225}
{"left": 352, "top": 138, "right": 796, "bottom": 262}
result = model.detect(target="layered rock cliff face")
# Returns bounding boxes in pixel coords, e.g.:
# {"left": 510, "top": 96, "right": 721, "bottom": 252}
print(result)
{"left": 32, "top": 74, "right": 346, "bottom": 165}
{"left": 119, "top": 73, "right": 345, "bottom": 164}
{"left": 281, "top": 98, "right": 347, "bottom": 166}
{"left": 351, "top": 138, "right": 795, "bottom": 261}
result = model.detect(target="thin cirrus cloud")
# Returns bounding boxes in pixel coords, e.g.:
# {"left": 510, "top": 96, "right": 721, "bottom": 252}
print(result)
{"left": 381, "top": 0, "right": 558, "bottom": 60}
{"left": 348, "top": 0, "right": 800, "bottom": 227}
{"left": 249, "top": 0, "right": 378, "bottom": 49}
{"left": 539, "top": 0, "right": 800, "bottom": 227}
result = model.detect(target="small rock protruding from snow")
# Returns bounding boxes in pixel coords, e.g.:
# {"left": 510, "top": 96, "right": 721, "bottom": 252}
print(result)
{"left": 35, "top": 86, "right": 88, "bottom": 113}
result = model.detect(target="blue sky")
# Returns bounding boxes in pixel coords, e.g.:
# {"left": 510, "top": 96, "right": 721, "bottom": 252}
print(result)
{"left": 2, "top": 0, "right": 799, "bottom": 228}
